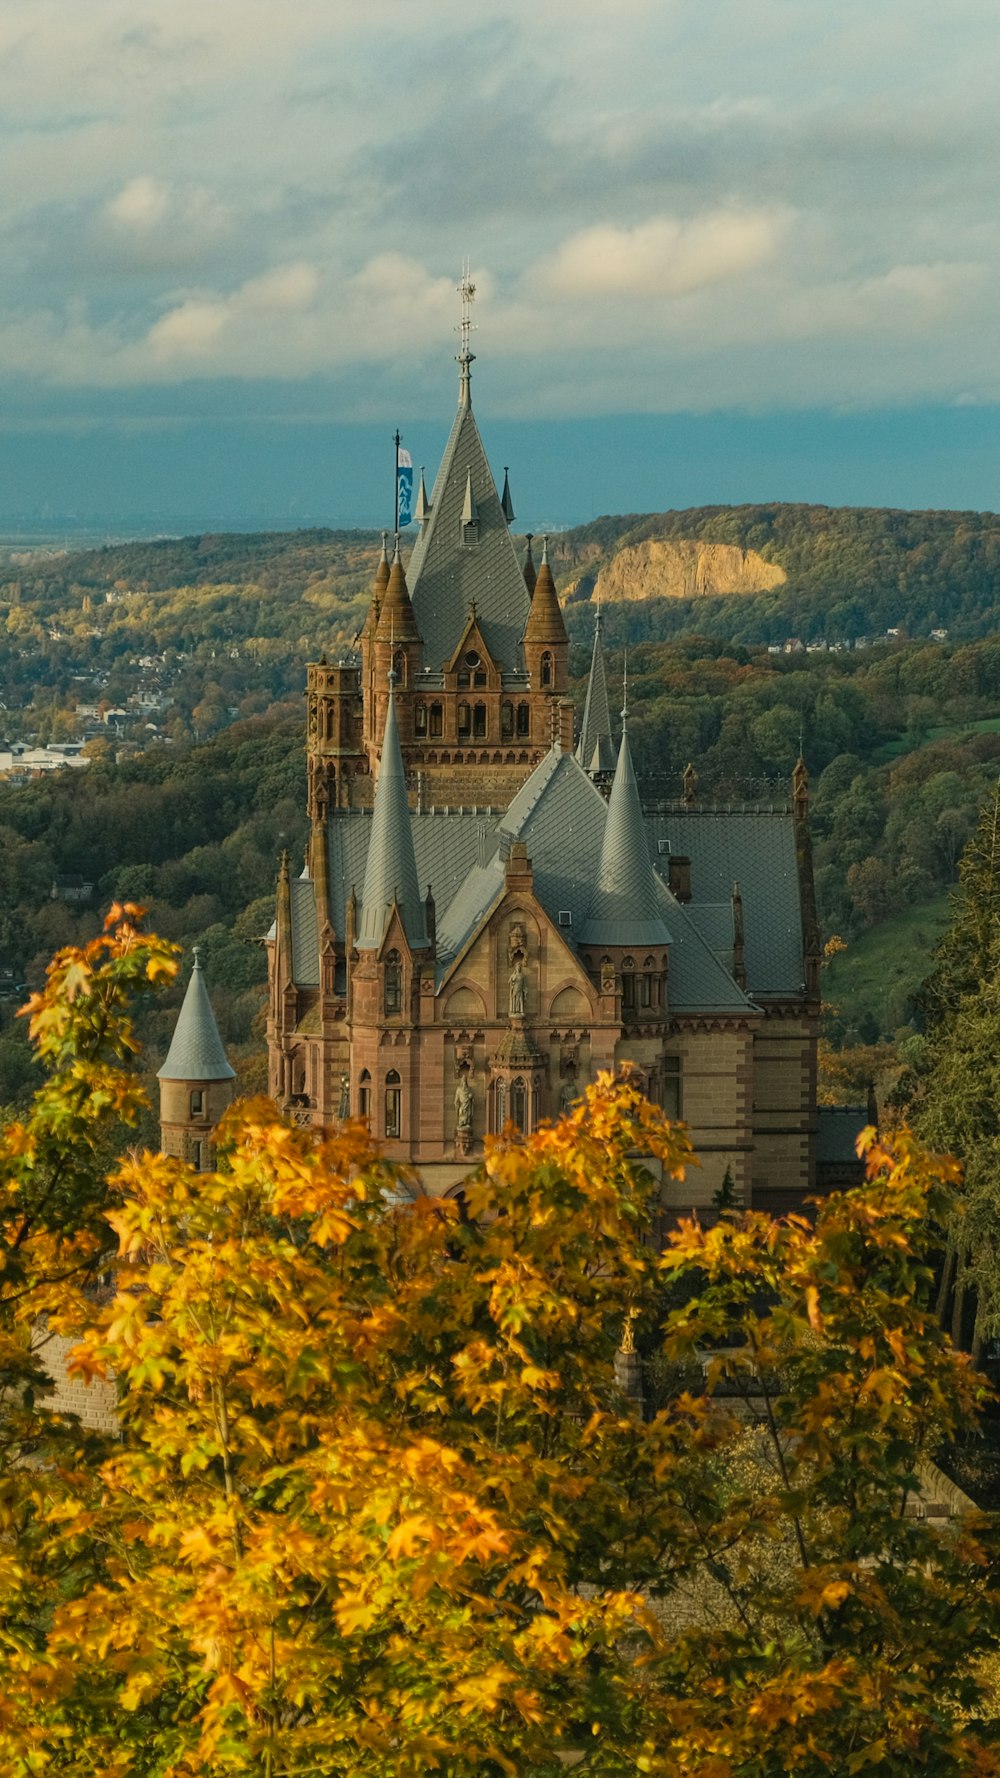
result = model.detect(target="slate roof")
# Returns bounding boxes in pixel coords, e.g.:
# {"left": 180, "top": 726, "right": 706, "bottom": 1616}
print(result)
{"left": 576, "top": 609, "right": 616, "bottom": 773}
{"left": 642, "top": 808, "right": 804, "bottom": 997}
{"left": 816, "top": 1106, "right": 868, "bottom": 1165}
{"left": 405, "top": 372, "right": 531, "bottom": 673}
{"left": 580, "top": 729, "right": 672, "bottom": 948}
{"left": 357, "top": 687, "right": 428, "bottom": 950}
{"left": 287, "top": 753, "right": 791, "bottom": 1017}
{"left": 158, "top": 955, "right": 235, "bottom": 1082}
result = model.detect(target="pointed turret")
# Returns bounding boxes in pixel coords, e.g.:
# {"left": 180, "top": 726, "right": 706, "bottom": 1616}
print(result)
{"left": 374, "top": 531, "right": 391, "bottom": 597}
{"left": 461, "top": 470, "right": 478, "bottom": 529}
{"left": 501, "top": 467, "right": 515, "bottom": 525}
{"left": 357, "top": 682, "right": 429, "bottom": 951}
{"left": 158, "top": 950, "right": 236, "bottom": 1166}
{"left": 376, "top": 536, "right": 421, "bottom": 645}
{"left": 415, "top": 470, "right": 430, "bottom": 524}
{"left": 576, "top": 604, "right": 616, "bottom": 775}
{"left": 159, "top": 952, "right": 236, "bottom": 1083}
{"left": 522, "top": 533, "right": 537, "bottom": 596}
{"left": 523, "top": 537, "right": 568, "bottom": 646}
{"left": 580, "top": 709, "right": 671, "bottom": 948}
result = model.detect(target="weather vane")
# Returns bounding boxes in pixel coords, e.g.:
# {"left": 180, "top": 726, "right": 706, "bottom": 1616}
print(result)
{"left": 456, "top": 259, "right": 477, "bottom": 362}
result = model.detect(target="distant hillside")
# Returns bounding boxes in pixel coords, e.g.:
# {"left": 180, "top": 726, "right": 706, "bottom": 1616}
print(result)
{"left": 6, "top": 502, "right": 1000, "bottom": 653}
{"left": 551, "top": 504, "right": 1000, "bottom": 647}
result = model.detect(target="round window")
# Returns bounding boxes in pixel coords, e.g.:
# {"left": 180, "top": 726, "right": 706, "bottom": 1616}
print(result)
{"left": 464, "top": 650, "right": 481, "bottom": 668}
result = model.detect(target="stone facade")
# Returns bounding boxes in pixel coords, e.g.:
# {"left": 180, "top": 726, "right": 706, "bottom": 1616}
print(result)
{"left": 266, "top": 351, "right": 822, "bottom": 1210}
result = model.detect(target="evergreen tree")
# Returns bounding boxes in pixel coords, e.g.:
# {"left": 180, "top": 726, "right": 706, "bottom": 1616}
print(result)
{"left": 905, "top": 779, "right": 1000, "bottom": 1353}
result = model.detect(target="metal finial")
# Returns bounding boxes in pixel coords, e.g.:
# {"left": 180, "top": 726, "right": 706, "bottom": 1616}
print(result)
{"left": 456, "top": 258, "right": 477, "bottom": 359}
{"left": 191, "top": 944, "right": 201, "bottom": 966}
{"left": 621, "top": 649, "right": 629, "bottom": 725}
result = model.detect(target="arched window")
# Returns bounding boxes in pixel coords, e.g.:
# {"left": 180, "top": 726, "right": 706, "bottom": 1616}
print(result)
{"left": 621, "top": 955, "right": 636, "bottom": 1012}
{"left": 510, "top": 1077, "right": 526, "bottom": 1132}
{"left": 516, "top": 702, "right": 530, "bottom": 737}
{"left": 384, "top": 949, "right": 402, "bottom": 1016}
{"left": 414, "top": 701, "right": 427, "bottom": 736}
{"left": 358, "top": 1069, "right": 372, "bottom": 1123}
{"left": 473, "top": 701, "right": 487, "bottom": 739}
{"left": 430, "top": 702, "right": 443, "bottom": 737}
{"left": 501, "top": 701, "right": 513, "bottom": 739}
{"left": 457, "top": 701, "right": 471, "bottom": 737}
{"left": 385, "top": 1069, "right": 402, "bottom": 1138}
{"left": 541, "top": 652, "right": 553, "bottom": 687}
{"left": 495, "top": 1079, "right": 506, "bottom": 1132}
{"left": 392, "top": 649, "right": 406, "bottom": 687}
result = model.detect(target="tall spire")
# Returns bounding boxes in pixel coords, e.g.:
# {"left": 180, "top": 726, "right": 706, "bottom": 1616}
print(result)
{"left": 579, "top": 711, "right": 671, "bottom": 948}
{"left": 501, "top": 467, "right": 515, "bottom": 525}
{"left": 415, "top": 469, "right": 430, "bottom": 524}
{"left": 576, "top": 601, "right": 616, "bottom": 775}
{"left": 523, "top": 536, "right": 568, "bottom": 645}
{"left": 357, "top": 683, "right": 429, "bottom": 951}
{"left": 375, "top": 535, "right": 421, "bottom": 643}
{"left": 158, "top": 950, "right": 236, "bottom": 1082}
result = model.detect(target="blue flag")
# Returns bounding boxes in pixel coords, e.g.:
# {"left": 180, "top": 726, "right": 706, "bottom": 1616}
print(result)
{"left": 397, "top": 447, "right": 414, "bottom": 527}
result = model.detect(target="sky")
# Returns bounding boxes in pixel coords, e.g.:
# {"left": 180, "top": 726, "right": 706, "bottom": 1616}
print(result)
{"left": 3, "top": 0, "right": 1000, "bottom": 531}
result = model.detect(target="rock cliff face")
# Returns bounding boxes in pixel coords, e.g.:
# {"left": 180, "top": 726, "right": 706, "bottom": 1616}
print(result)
{"left": 589, "top": 539, "right": 786, "bottom": 603}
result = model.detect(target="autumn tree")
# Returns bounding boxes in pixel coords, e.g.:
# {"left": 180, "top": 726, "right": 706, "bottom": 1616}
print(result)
{"left": 2, "top": 926, "right": 1000, "bottom": 1772}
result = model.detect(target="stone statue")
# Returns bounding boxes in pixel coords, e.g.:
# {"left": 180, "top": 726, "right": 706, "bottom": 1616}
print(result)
{"left": 455, "top": 1074, "right": 473, "bottom": 1131}
{"left": 508, "top": 958, "right": 526, "bottom": 1017}
{"left": 338, "top": 1072, "right": 350, "bottom": 1120}
{"left": 559, "top": 1073, "right": 577, "bottom": 1113}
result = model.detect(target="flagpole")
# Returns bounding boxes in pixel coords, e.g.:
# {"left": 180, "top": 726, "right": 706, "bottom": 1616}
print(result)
{"left": 394, "top": 430, "right": 400, "bottom": 535}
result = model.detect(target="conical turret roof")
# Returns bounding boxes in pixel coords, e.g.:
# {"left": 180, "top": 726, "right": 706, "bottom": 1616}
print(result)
{"left": 375, "top": 538, "right": 421, "bottom": 644}
{"left": 158, "top": 953, "right": 236, "bottom": 1082}
{"left": 405, "top": 360, "right": 531, "bottom": 670}
{"left": 523, "top": 538, "right": 568, "bottom": 645}
{"left": 357, "top": 685, "right": 429, "bottom": 951}
{"left": 579, "top": 727, "right": 671, "bottom": 947}
{"left": 522, "top": 535, "right": 537, "bottom": 596}
{"left": 576, "top": 606, "right": 616, "bottom": 773}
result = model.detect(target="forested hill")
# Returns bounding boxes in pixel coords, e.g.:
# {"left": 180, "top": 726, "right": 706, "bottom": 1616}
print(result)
{"left": 6, "top": 503, "right": 1000, "bottom": 650}
{"left": 552, "top": 504, "right": 1000, "bottom": 646}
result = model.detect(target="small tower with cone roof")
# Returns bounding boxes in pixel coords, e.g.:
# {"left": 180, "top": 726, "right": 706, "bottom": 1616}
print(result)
{"left": 576, "top": 602, "right": 616, "bottom": 779}
{"left": 158, "top": 949, "right": 236, "bottom": 1169}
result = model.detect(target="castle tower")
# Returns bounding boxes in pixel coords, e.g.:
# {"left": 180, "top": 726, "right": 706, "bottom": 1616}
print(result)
{"left": 158, "top": 950, "right": 236, "bottom": 1168}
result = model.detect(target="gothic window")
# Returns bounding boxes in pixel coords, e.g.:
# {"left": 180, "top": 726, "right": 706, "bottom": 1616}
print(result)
{"left": 457, "top": 701, "right": 471, "bottom": 737}
{"left": 663, "top": 1055, "right": 681, "bottom": 1120}
{"left": 190, "top": 1088, "right": 204, "bottom": 1117}
{"left": 541, "top": 652, "right": 553, "bottom": 687}
{"left": 473, "top": 702, "right": 487, "bottom": 739}
{"left": 501, "top": 701, "right": 513, "bottom": 739}
{"left": 621, "top": 955, "right": 636, "bottom": 1012}
{"left": 392, "top": 649, "right": 406, "bottom": 687}
{"left": 358, "top": 1070, "right": 371, "bottom": 1123}
{"left": 510, "top": 1077, "right": 527, "bottom": 1132}
{"left": 516, "top": 701, "right": 530, "bottom": 737}
{"left": 414, "top": 701, "right": 427, "bottom": 736}
{"left": 385, "top": 1069, "right": 402, "bottom": 1139}
{"left": 384, "top": 949, "right": 402, "bottom": 1016}
{"left": 430, "top": 703, "right": 443, "bottom": 737}
{"left": 495, "top": 1079, "right": 506, "bottom": 1131}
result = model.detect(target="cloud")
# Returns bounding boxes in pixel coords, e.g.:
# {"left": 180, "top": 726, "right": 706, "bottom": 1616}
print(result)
{"left": 149, "top": 262, "right": 322, "bottom": 363}
{"left": 536, "top": 210, "right": 788, "bottom": 301}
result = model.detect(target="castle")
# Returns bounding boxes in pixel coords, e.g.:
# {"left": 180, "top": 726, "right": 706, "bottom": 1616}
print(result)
{"left": 158, "top": 333, "right": 823, "bottom": 1214}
